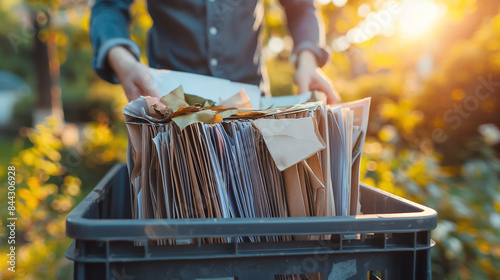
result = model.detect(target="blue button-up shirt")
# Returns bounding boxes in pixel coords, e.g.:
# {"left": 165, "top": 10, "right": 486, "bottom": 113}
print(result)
{"left": 90, "top": 0, "right": 329, "bottom": 93}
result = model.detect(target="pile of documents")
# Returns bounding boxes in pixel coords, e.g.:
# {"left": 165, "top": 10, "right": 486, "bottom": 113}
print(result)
{"left": 123, "top": 85, "right": 370, "bottom": 243}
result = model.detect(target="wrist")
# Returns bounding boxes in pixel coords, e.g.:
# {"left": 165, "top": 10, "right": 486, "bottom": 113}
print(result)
{"left": 297, "top": 50, "right": 318, "bottom": 70}
{"left": 108, "top": 46, "right": 139, "bottom": 78}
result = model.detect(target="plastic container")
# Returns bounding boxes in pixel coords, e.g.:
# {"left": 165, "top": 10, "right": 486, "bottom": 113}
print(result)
{"left": 65, "top": 164, "right": 437, "bottom": 280}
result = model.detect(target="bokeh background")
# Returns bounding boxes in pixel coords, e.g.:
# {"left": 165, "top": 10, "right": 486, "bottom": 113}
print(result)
{"left": 1, "top": 0, "right": 500, "bottom": 279}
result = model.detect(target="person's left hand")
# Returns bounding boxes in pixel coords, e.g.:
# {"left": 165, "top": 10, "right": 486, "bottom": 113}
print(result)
{"left": 294, "top": 50, "right": 341, "bottom": 105}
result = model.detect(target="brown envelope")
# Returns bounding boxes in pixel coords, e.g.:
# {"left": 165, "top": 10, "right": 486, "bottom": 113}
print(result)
{"left": 253, "top": 117, "right": 326, "bottom": 171}
{"left": 304, "top": 155, "right": 326, "bottom": 217}
{"left": 283, "top": 164, "right": 307, "bottom": 218}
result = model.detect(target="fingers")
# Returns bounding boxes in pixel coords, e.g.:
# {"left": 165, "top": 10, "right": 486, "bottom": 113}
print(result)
{"left": 117, "top": 60, "right": 161, "bottom": 102}
{"left": 330, "top": 87, "right": 342, "bottom": 104}
{"left": 295, "top": 74, "right": 311, "bottom": 95}
{"left": 125, "top": 83, "right": 142, "bottom": 102}
{"left": 295, "top": 66, "right": 341, "bottom": 104}
{"left": 317, "top": 79, "right": 341, "bottom": 105}
{"left": 308, "top": 71, "right": 340, "bottom": 105}
{"left": 134, "top": 69, "right": 161, "bottom": 98}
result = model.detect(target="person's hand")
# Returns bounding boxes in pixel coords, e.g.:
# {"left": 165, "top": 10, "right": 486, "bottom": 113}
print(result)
{"left": 108, "top": 46, "right": 160, "bottom": 102}
{"left": 294, "top": 50, "right": 341, "bottom": 105}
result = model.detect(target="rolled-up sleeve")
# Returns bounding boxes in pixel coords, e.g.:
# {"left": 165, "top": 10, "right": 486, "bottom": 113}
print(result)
{"left": 279, "top": 0, "right": 329, "bottom": 67}
{"left": 90, "top": 0, "right": 141, "bottom": 84}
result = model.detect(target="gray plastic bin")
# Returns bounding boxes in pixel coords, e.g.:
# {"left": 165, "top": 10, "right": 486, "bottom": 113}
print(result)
{"left": 65, "top": 164, "right": 437, "bottom": 280}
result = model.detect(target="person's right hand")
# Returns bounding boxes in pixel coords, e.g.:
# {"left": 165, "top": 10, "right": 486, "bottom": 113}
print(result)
{"left": 107, "top": 46, "right": 160, "bottom": 102}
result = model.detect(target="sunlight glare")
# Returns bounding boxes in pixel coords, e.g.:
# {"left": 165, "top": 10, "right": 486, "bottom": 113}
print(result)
{"left": 332, "top": 0, "right": 348, "bottom": 8}
{"left": 399, "top": 0, "right": 441, "bottom": 36}
{"left": 316, "top": 0, "right": 332, "bottom": 5}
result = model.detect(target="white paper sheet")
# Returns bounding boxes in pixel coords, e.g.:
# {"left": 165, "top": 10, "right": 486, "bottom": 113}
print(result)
{"left": 149, "top": 68, "right": 262, "bottom": 109}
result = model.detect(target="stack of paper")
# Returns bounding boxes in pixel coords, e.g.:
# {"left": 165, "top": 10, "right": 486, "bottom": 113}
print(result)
{"left": 123, "top": 86, "right": 370, "bottom": 244}
{"left": 327, "top": 100, "right": 370, "bottom": 216}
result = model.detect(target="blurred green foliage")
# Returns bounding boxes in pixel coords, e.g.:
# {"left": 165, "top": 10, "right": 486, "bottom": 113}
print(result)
{"left": 0, "top": 0, "right": 499, "bottom": 279}
{"left": 0, "top": 117, "right": 127, "bottom": 280}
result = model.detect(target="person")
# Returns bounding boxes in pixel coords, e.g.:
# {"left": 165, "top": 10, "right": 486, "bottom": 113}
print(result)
{"left": 90, "top": 0, "right": 340, "bottom": 104}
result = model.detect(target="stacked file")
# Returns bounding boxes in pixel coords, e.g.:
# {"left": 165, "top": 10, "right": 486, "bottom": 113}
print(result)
{"left": 123, "top": 86, "right": 370, "bottom": 243}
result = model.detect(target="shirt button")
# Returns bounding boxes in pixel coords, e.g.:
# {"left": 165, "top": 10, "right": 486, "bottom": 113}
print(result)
{"left": 209, "top": 27, "right": 218, "bottom": 36}
{"left": 210, "top": 58, "right": 218, "bottom": 67}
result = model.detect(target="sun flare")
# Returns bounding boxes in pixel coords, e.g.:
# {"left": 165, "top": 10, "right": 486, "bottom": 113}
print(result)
{"left": 399, "top": 0, "right": 443, "bottom": 36}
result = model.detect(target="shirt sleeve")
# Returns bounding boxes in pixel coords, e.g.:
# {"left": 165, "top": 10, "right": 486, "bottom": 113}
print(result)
{"left": 279, "top": 0, "right": 329, "bottom": 68}
{"left": 90, "top": 0, "right": 141, "bottom": 84}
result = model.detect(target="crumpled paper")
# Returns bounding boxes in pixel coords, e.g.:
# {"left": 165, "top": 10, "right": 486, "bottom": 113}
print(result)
{"left": 123, "top": 85, "right": 252, "bottom": 129}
